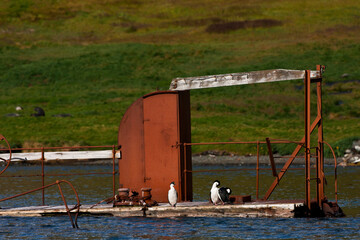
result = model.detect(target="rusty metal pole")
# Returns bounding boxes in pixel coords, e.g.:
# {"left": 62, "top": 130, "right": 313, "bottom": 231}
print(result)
{"left": 316, "top": 65, "right": 325, "bottom": 209}
{"left": 305, "top": 70, "right": 311, "bottom": 210}
{"left": 184, "top": 143, "right": 187, "bottom": 201}
{"left": 57, "top": 181, "right": 75, "bottom": 228}
{"left": 256, "top": 141, "right": 260, "bottom": 200}
{"left": 41, "top": 147, "right": 45, "bottom": 206}
{"left": 112, "top": 145, "right": 116, "bottom": 197}
{"left": 177, "top": 138, "right": 183, "bottom": 202}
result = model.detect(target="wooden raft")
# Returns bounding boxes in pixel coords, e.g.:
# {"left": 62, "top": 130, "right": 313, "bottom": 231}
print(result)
{"left": 0, "top": 201, "right": 304, "bottom": 218}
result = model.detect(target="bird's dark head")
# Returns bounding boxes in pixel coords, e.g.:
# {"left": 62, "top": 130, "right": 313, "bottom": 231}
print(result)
{"left": 170, "top": 181, "right": 175, "bottom": 186}
{"left": 213, "top": 180, "right": 220, "bottom": 186}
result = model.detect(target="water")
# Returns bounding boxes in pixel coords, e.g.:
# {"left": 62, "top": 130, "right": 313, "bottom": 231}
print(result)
{"left": 1, "top": 164, "right": 359, "bottom": 239}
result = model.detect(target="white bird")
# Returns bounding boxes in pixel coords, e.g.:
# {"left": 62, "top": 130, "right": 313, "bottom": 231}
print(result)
{"left": 210, "top": 180, "right": 221, "bottom": 205}
{"left": 168, "top": 181, "right": 178, "bottom": 207}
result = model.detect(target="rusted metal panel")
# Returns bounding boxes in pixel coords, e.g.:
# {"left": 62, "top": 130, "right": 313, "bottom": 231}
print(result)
{"left": 169, "top": 69, "right": 321, "bottom": 90}
{"left": 118, "top": 91, "right": 192, "bottom": 203}
{"left": 118, "top": 98, "right": 146, "bottom": 194}
{"left": 143, "top": 91, "right": 181, "bottom": 202}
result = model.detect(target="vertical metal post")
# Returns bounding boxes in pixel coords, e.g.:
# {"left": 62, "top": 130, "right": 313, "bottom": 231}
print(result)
{"left": 184, "top": 143, "right": 187, "bottom": 201}
{"left": 256, "top": 141, "right": 260, "bottom": 200}
{"left": 41, "top": 147, "right": 45, "bottom": 206}
{"left": 266, "top": 138, "right": 277, "bottom": 177}
{"left": 112, "top": 145, "right": 116, "bottom": 197}
{"left": 177, "top": 142, "right": 183, "bottom": 201}
{"left": 316, "top": 65, "right": 324, "bottom": 208}
{"left": 305, "top": 70, "right": 311, "bottom": 210}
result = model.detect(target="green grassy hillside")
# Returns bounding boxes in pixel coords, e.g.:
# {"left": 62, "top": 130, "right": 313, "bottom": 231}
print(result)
{"left": 0, "top": 0, "right": 359, "bottom": 156}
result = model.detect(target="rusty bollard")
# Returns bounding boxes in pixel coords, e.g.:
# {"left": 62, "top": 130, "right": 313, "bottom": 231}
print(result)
{"left": 118, "top": 188, "right": 130, "bottom": 202}
{"left": 141, "top": 188, "right": 157, "bottom": 206}
{"left": 141, "top": 188, "right": 152, "bottom": 200}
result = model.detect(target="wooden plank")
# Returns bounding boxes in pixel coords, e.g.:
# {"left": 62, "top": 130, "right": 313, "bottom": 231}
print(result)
{"left": 170, "top": 69, "right": 321, "bottom": 90}
{"left": 0, "top": 201, "right": 303, "bottom": 218}
{"left": 0, "top": 150, "right": 121, "bottom": 162}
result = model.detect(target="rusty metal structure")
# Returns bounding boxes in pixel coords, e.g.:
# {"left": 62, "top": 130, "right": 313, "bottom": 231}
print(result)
{"left": 0, "top": 65, "right": 342, "bottom": 220}
{"left": 0, "top": 143, "right": 119, "bottom": 227}
{"left": 117, "top": 91, "right": 192, "bottom": 203}
{"left": 117, "top": 65, "right": 340, "bottom": 216}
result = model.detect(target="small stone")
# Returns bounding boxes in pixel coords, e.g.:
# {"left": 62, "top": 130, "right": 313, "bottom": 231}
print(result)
{"left": 345, "top": 149, "right": 351, "bottom": 154}
{"left": 354, "top": 145, "right": 360, "bottom": 153}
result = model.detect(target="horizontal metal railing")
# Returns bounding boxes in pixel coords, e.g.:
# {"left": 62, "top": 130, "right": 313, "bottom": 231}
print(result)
{"left": 182, "top": 139, "right": 333, "bottom": 201}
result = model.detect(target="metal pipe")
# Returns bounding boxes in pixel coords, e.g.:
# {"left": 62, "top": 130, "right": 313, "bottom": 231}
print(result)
{"left": 57, "top": 181, "right": 75, "bottom": 228}
{"left": 0, "top": 134, "right": 12, "bottom": 175}
{"left": 0, "top": 172, "right": 115, "bottom": 178}
{"left": 266, "top": 138, "right": 277, "bottom": 177}
{"left": 185, "top": 167, "right": 311, "bottom": 173}
{"left": 256, "top": 141, "right": 260, "bottom": 200}
{"left": 305, "top": 69, "right": 311, "bottom": 210}
{"left": 41, "top": 147, "right": 45, "bottom": 206}
{"left": 322, "top": 141, "right": 338, "bottom": 203}
{"left": 184, "top": 142, "right": 187, "bottom": 201}
{"left": 112, "top": 145, "right": 116, "bottom": 197}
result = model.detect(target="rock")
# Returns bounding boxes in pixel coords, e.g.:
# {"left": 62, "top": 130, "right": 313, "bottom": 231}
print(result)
{"left": 16, "top": 106, "right": 23, "bottom": 111}
{"left": 31, "top": 107, "right": 45, "bottom": 117}
{"left": 341, "top": 73, "right": 349, "bottom": 78}
{"left": 342, "top": 140, "right": 360, "bottom": 165}
{"left": 354, "top": 145, "right": 360, "bottom": 153}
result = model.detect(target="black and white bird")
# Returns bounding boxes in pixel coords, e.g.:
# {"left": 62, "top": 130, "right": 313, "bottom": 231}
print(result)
{"left": 210, "top": 180, "right": 221, "bottom": 205}
{"left": 168, "top": 181, "right": 178, "bottom": 207}
{"left": 218, "top": 187, "right": 232, "bottom": 204}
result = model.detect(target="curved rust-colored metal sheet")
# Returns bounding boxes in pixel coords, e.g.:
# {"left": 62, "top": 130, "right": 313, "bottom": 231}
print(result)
{"left": 118, "top": 91, "right": 192, "bottom": 203}
{"left": 118, "top": 97, "right": 146, "bottom": 194}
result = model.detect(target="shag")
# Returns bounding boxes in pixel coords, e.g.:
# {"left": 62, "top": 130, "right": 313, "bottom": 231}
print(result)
{"left": 168, "top": 181, "right": 178, "bottom": 207}
{"left": 218, "top": 187, "right": 232, "bottom": 204}
{"left": 210, "top": 180, "right": 221, "bottom": 205}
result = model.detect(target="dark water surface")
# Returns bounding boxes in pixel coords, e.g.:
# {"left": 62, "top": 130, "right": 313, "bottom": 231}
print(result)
{"left": 0, "top": 164, "right": 359, "bottom": 239}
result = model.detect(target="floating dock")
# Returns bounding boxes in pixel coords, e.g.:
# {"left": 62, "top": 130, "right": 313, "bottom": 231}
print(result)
{"left": 0, "top": 200, "right": 303, "bottom": 218}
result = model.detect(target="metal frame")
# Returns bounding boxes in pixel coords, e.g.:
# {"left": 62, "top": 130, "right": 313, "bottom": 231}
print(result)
{"left": 175, "top": 65, "right": 330, "bottom": 210}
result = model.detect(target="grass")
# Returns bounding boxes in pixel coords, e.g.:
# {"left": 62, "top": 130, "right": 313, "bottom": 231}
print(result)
{"left": 0, "top": 0, "right": 359, "bottom": 156}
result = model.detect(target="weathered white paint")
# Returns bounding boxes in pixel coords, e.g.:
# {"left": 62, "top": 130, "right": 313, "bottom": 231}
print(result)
{"left": 0, "top": 150, "right": 121, "bottom": 162}
{"left": 169, "top": 69, "right": 321, "bottom": 91}
{"left": 0, "top": 201, "right": 303, "bottom": 218}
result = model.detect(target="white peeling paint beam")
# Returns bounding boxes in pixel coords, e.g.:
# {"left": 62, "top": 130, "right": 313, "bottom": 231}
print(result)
{"left": 0, "top": 150, "right": 121, "bottom": 162}
{"left": 169, "top": 69, "right": 321, "bottom": 91}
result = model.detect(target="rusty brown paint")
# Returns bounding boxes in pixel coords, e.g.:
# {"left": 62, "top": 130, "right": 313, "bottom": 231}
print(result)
{"left": 118, "top": 91, "right": 192, "bottom": 203}
{"left": 304, "top": 70, "right": 311, "bottom": 210}
{"left": 0, "top": 134, "right": 11, "bottom": 175}
{"left": 266, "top": 138, "right": 277, "bottom": 177}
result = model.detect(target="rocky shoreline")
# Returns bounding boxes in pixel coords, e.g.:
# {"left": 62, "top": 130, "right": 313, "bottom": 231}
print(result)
{"left": 339, "top": 140, "right": 360, "bottom": 166}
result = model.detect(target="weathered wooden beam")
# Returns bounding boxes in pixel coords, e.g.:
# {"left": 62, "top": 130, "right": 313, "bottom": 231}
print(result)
{"left": 0, "top": 201, "right": 303, "bottom": 218}
{"left": 0, "top": 150, "right": 121, "bottom": 162}
{"left": 170, "top": 69, "right": 321, "bottom": 90}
